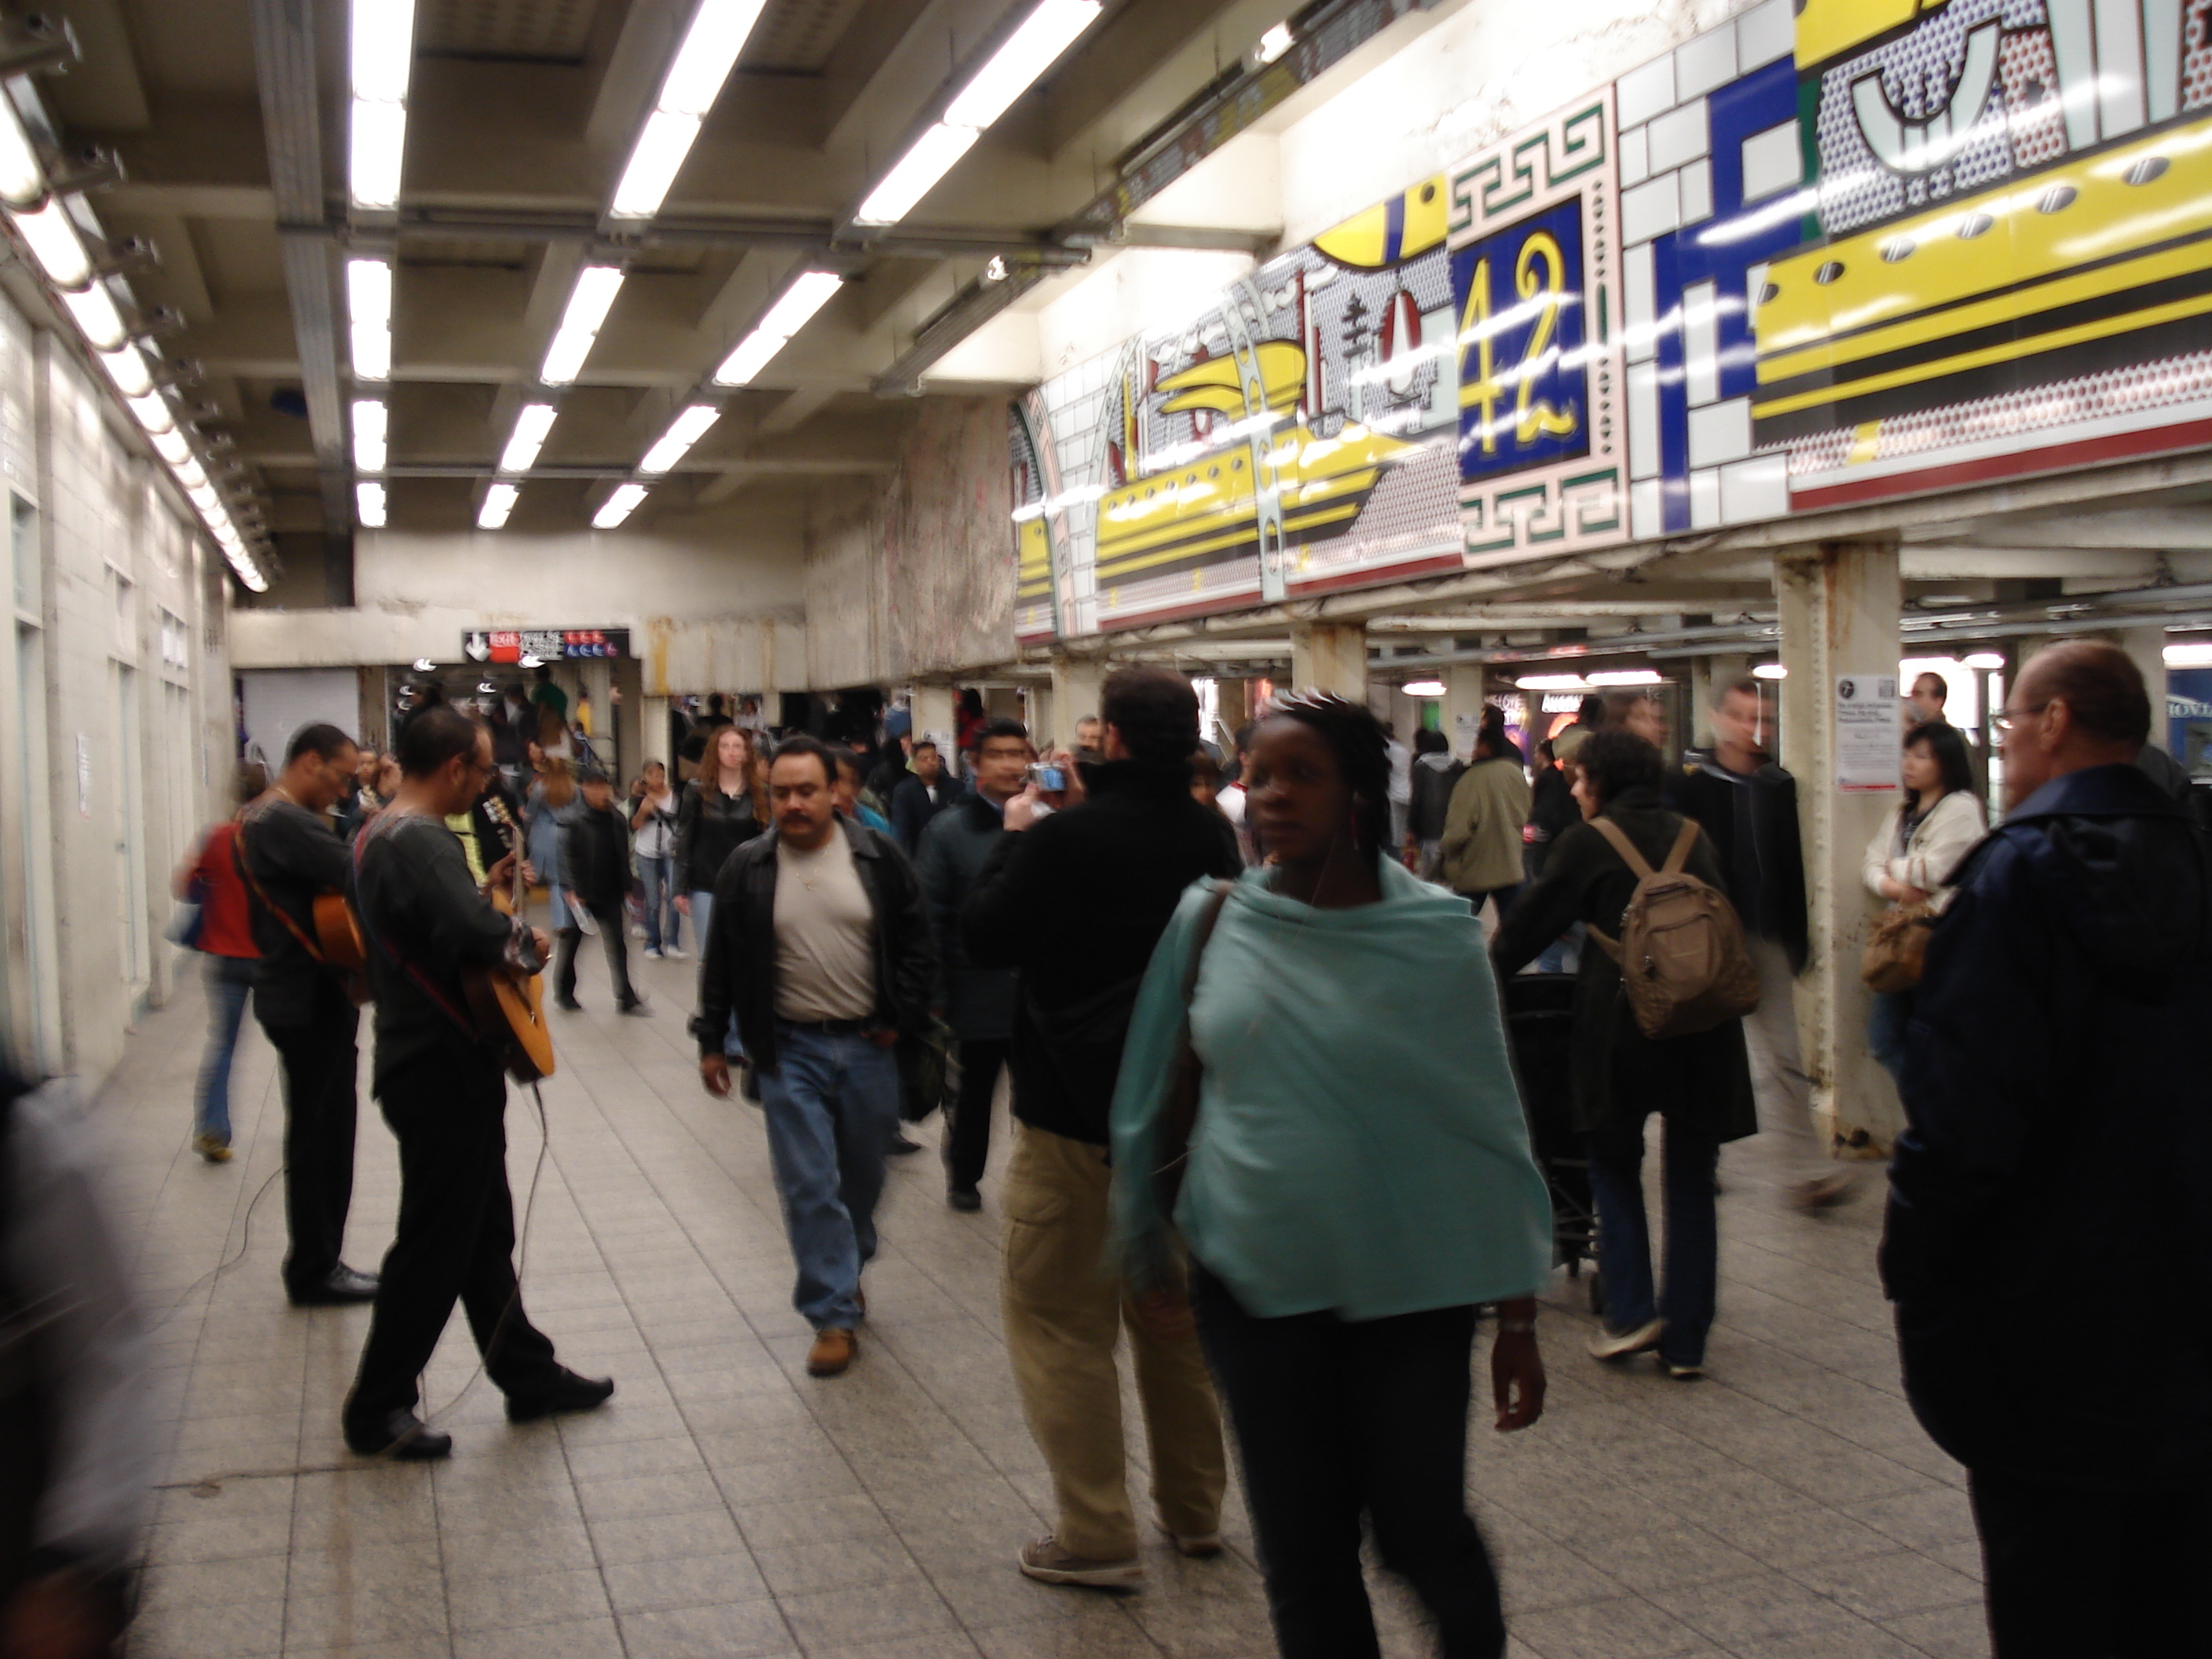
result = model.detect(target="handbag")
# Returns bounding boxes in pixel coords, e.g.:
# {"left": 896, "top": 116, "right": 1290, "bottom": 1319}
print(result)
{"left": 1861, "top": 901, "right": 1936, "bottom": 994}
{"left": 1149, "top": 881, "right": 1236, "bottom": 1218}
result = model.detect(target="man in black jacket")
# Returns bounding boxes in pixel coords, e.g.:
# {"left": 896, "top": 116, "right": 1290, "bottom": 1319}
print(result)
{"left": 1884, "top": 642, "right": 2212, "bottom": 1657}
{"left": 1672, "top": 677, "right": 1840, "bottom": 1208}
{"left": 552, "top": 766, "right": 645, "bottom": 1015}
{"left": 961, "top": 667, "right": 1233, "bottom": 1590}
{"left": 694, "top": 737, "right": 935, "bottom": 1379}
{"left": 889, "top": 738, "right": 958, "bottom": 851}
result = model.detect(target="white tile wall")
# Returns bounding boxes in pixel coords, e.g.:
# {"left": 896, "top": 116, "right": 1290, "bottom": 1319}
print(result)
{"left": 1689, "top": 467, "right": 1723, "bottom": 527}
{"left": 1679, "top": 156, "right": 1714, "bottom": 224}
{"left": 1624, "top": 242, "right": 1658, "bottom": 363}
{"left": 1688, "top": 396, "right": 1754, "bottom": 467}
{"left": 1619, "top": 123, "right": 1651, "bottom": 188}
{"left": 1630, "top": 477, "right": 1664, "bottom": 540}
{"left": 1621, "top": 174, "right": 1682, "bottom": 245}
{"left": 1683, "top": 280, "right": 1721, "bottom": 406}
{"left": 1741, "top": 119, "right": 1802, "bottom": 202}
{"left": 1647, "top": 101, "right": 1710, "bottom": 172}
{"left": 1737, "top": 0, "right": 1796, "bottom": 70}
{"left": 1628, "top": 361, "right": 1663, "bottom": 479}
{"left": 1616, "top": 54, "right": 1677, "bottom": 130}
{"left": 1675, "top": 23, "right": 1739, "bottom": 100}
{"left": 1720, "top": 452, "right": 1792, "bottom": 521}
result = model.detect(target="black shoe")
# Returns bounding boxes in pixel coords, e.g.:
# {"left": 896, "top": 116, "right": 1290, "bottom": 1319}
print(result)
{"left": 505, "top": 1368, "right": 615, "bottom": 1424}
{"left": 888, "top": 1132, "right": 923, "bottom": 1155}
{"left": 290, "top": 1265, "right": 379, "bottom": 1307}
{"left": 553, "top": 995, "right": 583, "bottom": 1012}
{"left": 617, "top": 998, "right": 651, "bottom": 1016}
{"left": 947, "top": 1184, "right": 982, "bottom": 1212}
{"left": 343, "top": 1409, "right": 452, "bottom": 1459}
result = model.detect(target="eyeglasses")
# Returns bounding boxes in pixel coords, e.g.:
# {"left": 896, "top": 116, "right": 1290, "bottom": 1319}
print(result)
{"left": 1991, "top": 702, "right": 2049, "bottom": 735}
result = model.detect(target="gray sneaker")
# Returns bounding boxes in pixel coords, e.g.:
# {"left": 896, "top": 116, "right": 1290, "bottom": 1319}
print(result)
{"left": 1018, "top": 1533, "right": 1143, "bottom": 1588}
{"left": 1588, "top": 1317, "right": 1665, "bottom": 1361}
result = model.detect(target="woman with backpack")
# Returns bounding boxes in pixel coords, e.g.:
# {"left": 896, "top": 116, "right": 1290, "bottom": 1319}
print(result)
{"left": 1490, "top": 729, "right": 1756, "bottom": 1380}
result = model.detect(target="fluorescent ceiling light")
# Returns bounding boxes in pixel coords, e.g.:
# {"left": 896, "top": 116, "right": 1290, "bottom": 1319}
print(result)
{"left": 710, "top": 270, "right": 843, "bottom": 385}
{"left": 174, "top": 456, "right": 207, "bottom": 489}
{"left": 351, "top": 0, "right": 418, "bottom": 102}
{"left": 357, "top": 480, "right": 386, "bottom": 528}
{"left": 351, "top": 322, "right": 390, "bottom": 380}
{"left": 659, "top": 0, "right": 770, "bottom": 115}
{"left": 639, "top": 404, "right": 720, "bottom": 474}
{"left": 1962, "top": 651, "right": 2005, "bottom": 670}
{"left": 126, "top": 392, "right": 174, "bottom": 434}
{"left": 559, "top": 266, "right": 626, "bottom": 336}
{"left": 0, "top": 103, "right": 44, "bottom": 207}
{"left": 186, "top": 482, "right": 220, "bottom": 512}
{"left": 97, "top": 343, "right": 153, "bottom": 397}
{"left": 2165, "top": 643, "right": 2212, "bottom": 668}
{"left": 1401, "top": 679, "right": 1448, "bottom": 698}
{"left": 594, "top": 482, "right": 647, "bottom": 529}
{"left": 9, "top": 198, "right": 90, "bottom": 287}
{"left": 151, "top": 428, "right": 190, "bottom": 463}
{"left": 499, "top": 402, "right": 558, "bottom": 474}
{"left": 1587, "top": 669, "right": 1663, "bottom": 687}
{"left": 610, "top": 108, "right": 701, "bottom": 218}
{"left": 853, "top": 121, "right": 980, "bottom": 226}
{"left": 347, "top": 258, "right": 391, "bottom": 327}
{"left": 63, "top": 284, "right": 127, "bottom": 350}
{"left": 539, "top": 329, "right": 593, "bottom": 386}
{"left": 1752, "top": 663, "right": 1787, "bottom": 680}
{"left": 1255, "top": 22, "right": 1294, "bottom": 64}
{"left": 478, "top": 482, "right": 518, "bottom": 529}
{"left": 1515, "top": 673, "right": 1590, "bottom": 691}
{"left": 711, "top": 329, "right": 786, "bottom": 387}
{"left": 352, "top": 397, "right": 387, "bottom": 473}
{"left": 350, "top": 98, "right": 408, "bottom": 209}
{"left": 942, "top": 0, "right": 1102, "bottom": 130}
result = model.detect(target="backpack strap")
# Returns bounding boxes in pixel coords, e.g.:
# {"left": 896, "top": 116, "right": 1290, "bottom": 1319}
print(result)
{"left": 1658, "top": 820, "right": 1701, "bottom": 877}
{"left": 1588, "top": 816, "right": 1656, "bottom": 881}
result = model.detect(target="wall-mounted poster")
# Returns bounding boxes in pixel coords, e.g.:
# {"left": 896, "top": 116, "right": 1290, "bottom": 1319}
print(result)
{"left": 1447, "top": 90, "right": 1631, "bottom": 563}
{"left": 1013, "top": 179, "right": 1463, "bottom": 639}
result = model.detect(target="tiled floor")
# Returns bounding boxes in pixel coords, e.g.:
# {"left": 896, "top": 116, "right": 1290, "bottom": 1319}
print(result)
{"left": 100, "top": 946, "right": 1991, "bottom": 1658}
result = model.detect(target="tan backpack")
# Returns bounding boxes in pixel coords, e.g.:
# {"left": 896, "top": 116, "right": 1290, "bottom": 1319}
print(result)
{"left": 1585, "top": 818, "right": 1760, "bottom": 1040}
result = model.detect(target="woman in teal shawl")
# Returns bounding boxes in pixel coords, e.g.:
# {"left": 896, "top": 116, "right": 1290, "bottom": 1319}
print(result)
{"left": 1111, "top": 693, "right": 1552, "bottom": 1659}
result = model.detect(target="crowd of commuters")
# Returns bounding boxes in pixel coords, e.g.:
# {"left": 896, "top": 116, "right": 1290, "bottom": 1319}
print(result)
{"left": 77, "top": 639, "right": 2205, "bottom": 1659}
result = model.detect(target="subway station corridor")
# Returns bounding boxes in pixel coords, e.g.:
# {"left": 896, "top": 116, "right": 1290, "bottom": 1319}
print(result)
{"left": 110, "top": 950, "right": 1986, "bottom": 1659}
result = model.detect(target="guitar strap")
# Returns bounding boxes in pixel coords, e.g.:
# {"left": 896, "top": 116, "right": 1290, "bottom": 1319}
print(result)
{"left": 350, "top": 814, "right": 487, "bottom": 1045}
{"left": 233, "top": 809, "right": 329, "bottom": 965}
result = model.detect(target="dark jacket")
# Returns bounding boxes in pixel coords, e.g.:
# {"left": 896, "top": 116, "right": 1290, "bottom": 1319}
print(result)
{"left": 1490, "top": 786, "right": 1757, "bottom": 1155}
{"left": 672, "top": 779, "right": 762, "bottom": 895}
{"left": 1882, "top": 763, "right": 2212, "bottom": 1488}
{"left": 690, "top": 819, "right": 935, "bottom": 1075}
{"left": 559, "top": 802, "right": 631, "bottom": 913}
{"left": 961, "top": 759, "right": 1242, "bottom": 1145}
{"left": 1408, "top": 752, "right": 1463, "bottom": 843}
{"left": 914, "top": 790, "right": 1016, "bottom": 1041}
{"left": 890, "top": 771, "right": 958, "bottom": 852}
{"left": 1671, "top": 751, "right": 1810, "bottom": 972}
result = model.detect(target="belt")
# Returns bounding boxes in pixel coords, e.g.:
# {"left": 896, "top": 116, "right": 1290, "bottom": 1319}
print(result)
{"left": 778, "top": 1016, "right": 873, "bottom": 1037}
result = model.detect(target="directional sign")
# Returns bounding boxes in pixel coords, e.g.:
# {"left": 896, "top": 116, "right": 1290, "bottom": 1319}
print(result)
{"left": 463, "top": 628, "right": 630, "bottom": 664}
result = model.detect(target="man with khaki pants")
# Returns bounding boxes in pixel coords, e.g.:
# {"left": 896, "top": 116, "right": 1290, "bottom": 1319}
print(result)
{"left": 963, "top": 667, "right": 1238, "bottom": 1588}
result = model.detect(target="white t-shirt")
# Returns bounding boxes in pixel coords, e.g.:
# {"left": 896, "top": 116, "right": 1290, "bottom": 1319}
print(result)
{"left": 1386, "top": 740, "right": 1412, "bottom": 806}
{"left": 772, "top": 833, "right": 876, "bottom": 1022}
{"left": 635, "top": 787, "right": 677, "bottom": 859}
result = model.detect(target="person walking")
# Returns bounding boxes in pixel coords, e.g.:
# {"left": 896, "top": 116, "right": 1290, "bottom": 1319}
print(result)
{"left": 1884, "top": 642, "right": 2212, "bottom": 1657}
{"left": 961, "top": 665, "right": 1237, "bottom": 1590}
{"left": 631, "top": 759, "right": 683, "bottom": 960}
{"left": 889, "top": 738, "right": 957, "bottom": 851}
{"left": 1492, "top": 729, "right": 1756, "bottom": 1379}
{"left": 1440, "top": 716, "right": 1532, "bottom": 922}
{"left": 673, "top": 725, "right": 764, "bottom": 939}
{"left": 524, "top": 756, "right": 575, "bottom": 936}
{"left": 1523, "top": 739, "right": 1582, "bottom": 973}
{"left": 236, "top": 723, "right": 380, "bottom": 1307}
{"left": 1403, "top": 727, "right": 1462, "bottom": 881}
{"left": 1673, "top": 678, "right": 1832, "bottom": 1207}
{"left": 1115, "top": 693, "right": 1551, "bottom": 1659}
{"left": 915, "top": 718, "right": 1031, "bottom": 1210}
{"left": 693, "top": 737, "right": 935, "bottom": 1378}
{"left": 553, "top": 766, "right": 646, "bottom": 1016}
{"left": 174, "top": 763, "right": 264, "bottom": 1163}
{"left": 1859, "top": 720, "right": 1984, "bottom": 1086}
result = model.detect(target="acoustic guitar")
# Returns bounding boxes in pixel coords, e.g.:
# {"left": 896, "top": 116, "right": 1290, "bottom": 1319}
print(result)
{"left": 463, "top": 793, "right": 556, "bottom": 1083}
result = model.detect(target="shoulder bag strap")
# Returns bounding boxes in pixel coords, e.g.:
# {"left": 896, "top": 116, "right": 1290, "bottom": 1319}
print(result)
{"left": 234, "top": 813, "right": 328, "bottom": 965}
{"left": 1152, "top": 880, "right": 1236, "bottom": 1214}
{"left": 1659, "top": 819, "right": 1701, "bottom": 877}
{"left": 1588, "top": 815, "right": 1657, "bottom": 881}
{"left": 350, "top": 816, "right": 483, "bottom": 1042}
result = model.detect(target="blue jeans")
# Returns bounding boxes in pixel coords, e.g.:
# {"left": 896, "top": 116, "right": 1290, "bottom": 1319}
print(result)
{"left": 757, "top": 1023, "right": 901, "bottom": 1330}
{"left": 638, "top": 854, "right": 679, "bottom": 951}
{"left": 1868, "top": 987, "right": 1911, "bottom": 1088}
{"left": 688, "top": 890, "right": 742, "bottom": 1057}
{"left": 1587, "top": 1119, "right": 1721, "bottom": 1368}
{"left": 196, "top": 954, "right": 255, "bottom": 1142}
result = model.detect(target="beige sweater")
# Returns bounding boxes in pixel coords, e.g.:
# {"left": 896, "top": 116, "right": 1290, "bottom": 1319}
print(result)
{"left": 1439, "top": 756, "right": 1533, "bottom": 894}
{"left": 1861, "top": 789, "right": 1987, "bottom": 906}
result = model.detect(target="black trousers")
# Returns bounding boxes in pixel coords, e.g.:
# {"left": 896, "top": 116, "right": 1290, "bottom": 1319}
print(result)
{"left": 1190, "top": 1262, "right": 1504, "bottom": 1659}
{"left": 554, "top": 897, "right": 635, "bottom": 1005}
{"left": 260, "top": 983, "right": 360, "bottom": 1295}
{"left": 345, "top": 1046, "right": 562, "bottom": 1426}
{"left": 944, "top": 1036, "right": 1008, "bottom": 1189}
{"left": 1969, "top": 1466, "right": 2211, "bottom": 1657}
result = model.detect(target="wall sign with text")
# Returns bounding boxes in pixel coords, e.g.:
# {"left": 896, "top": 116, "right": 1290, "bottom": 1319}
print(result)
{"left": 463, "top": 628, "right": 631, "bottom": 664}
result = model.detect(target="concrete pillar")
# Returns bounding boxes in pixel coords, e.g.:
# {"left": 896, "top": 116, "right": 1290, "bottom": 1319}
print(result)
{"left": 1049, "top": 657, "right": 1105, "bottom": 750}
{"left": 1442, "top": 663, "right": 1486, "bottom": 759}
{"left": 1776, "top": 537, "right": 1903, "bottom": 1155}
{"left": 1289, "top": 622, "right": 1368, "bottom": 698}
{"left": 910, "top": 685, "right": 957, "bottom": 762}
{"left": 2111, "top": 627, "right": 2170, "bottom": 752}
{"left": 1024, "top": 683, "right": 1053, "bottom": 750}
{"left": 1218, "top": 677, "right": 1254, "bottom": 742}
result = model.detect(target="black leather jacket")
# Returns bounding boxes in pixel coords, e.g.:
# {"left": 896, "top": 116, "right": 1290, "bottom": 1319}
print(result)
{"left": 672, "top": 779, "right": 762, "bottom": 895}
{"left": 690, "top": 819, "right": 936, "bottom": 1074}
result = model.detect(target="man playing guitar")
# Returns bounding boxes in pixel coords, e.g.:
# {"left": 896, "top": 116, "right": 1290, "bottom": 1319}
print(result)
{"left": 237, "top": 722, "right": 379, "bottom": 1307}
{"left": 342, "top": 706, "right": 613, "bottom": 1459}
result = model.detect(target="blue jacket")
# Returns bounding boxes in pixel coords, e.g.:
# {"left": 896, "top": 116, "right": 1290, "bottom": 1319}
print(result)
{"left": 1883, "top": 763, "right": 2212, "bottom": 1488}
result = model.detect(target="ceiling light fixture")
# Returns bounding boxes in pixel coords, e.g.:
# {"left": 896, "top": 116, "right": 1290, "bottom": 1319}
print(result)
{"left": 610, "top": 0, "right": 771, "bottom": 218}
{"left": 151, "top": 428, "right": 190, "bottom": 464}
{"left": 97, "top": 342, "right": 153, "bottom": 397}
{"left": 1961, "top": 651, "right": 2005, "bottom": 670}
{"left": 347, "top": 256, "right": 392, "bottom": 381}
{"left": 710, "top": 269, "right": 843, "bottom": 385}
{"left": 1586, "top": 668, "right": 1664, "bottom": 687}
{"left": 594, "top": 482, "right": 648, "bottom": 529}
{"left": 0, "top": 101, "right": 44, "bottom": 207}
{"left": 478, "top": 482, "right": 518, "bottom": 530}
{"left": 852, "top": 0, "right": 1102, "bottom": 226}
{"left": 1752, "top": 663, "right": 1788, "bottom": 680}
{"left": 639, "top": 403, "right": 720, "bottom": 474}
{"left": 499, "top": 402, "right": 558, "bottom": 474}
{"left": 9, "top": 196, "right": 90, "bottom": 287}
{"left": 352, "top": 397, "right": 386, "bottom": 473}
{"left": 1515, "top": 673, "right": 1591, "bottom": 691}
{"left": 357, "top": 479, "right": 386, "bottom": 528}
{"left": 540, "top": 264, "right": 624, "bottom": 386}
{"left": 1255, "top": 22, "right": 1295, "bottom": 64}
{"left": 1401, "top": 679, "right": 1448, "bottom": 698}
{"left": 62, "top": 282, "right": 126, "bottom": 350}
{"left": 126, "top": 392, "right": 174, "bottom": 434}
{"left": 349, "top": 0, "right": 418, "bottom": 208}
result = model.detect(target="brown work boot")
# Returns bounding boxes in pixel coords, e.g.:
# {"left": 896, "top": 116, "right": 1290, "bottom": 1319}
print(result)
{"left": 806, "top": 1328, "right": 856, "bottom": 1377}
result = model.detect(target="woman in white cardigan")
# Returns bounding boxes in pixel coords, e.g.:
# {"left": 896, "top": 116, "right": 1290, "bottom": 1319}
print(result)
{"left": 1861, "top": 720, "right": 1987, "bottom": 1085}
